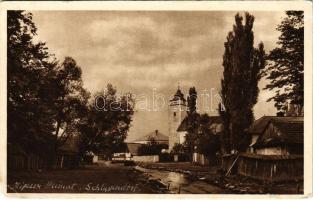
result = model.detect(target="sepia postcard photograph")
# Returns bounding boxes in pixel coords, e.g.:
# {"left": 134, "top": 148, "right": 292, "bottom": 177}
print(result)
{"left": 0, "top": 1, "right": 312, "bottom": 198}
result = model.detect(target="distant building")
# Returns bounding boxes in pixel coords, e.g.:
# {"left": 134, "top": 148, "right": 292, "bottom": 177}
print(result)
{"left": 132, "top": 129, "right": 169, "bottom": 145}
{"left": 126, "top": 130, "right": 169, "bottom": 156}
{"left": 249, "top": 116, "right": 303, "bottom": 155}
{"left": 168, "top": 87, "right": 187, "bottom": 151}
{"left": 126, "top": 143, "right": 142, "bottom": 156}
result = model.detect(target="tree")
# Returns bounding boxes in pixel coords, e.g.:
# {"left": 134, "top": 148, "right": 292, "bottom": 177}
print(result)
{"left": 7, "top": 11, "right": 57, "bottom": 156}
{"left": 218, "top": 103, "right": 230, "bottom": 153}
{"left": 195, "top": 114, "right": 220, "bottom": 159}
{"left": 138, "top": 137, "right": 168, "bottom": 156}
{"left": 262, "top": 11, "right": 304, "bottom": 114}
{"left": 50, "top": 57, "right": 90, "bottom": 155}
{"left": 7, "top": 11, "right": 91, "bottom": 167}
{"left": 187, "top": 87, "right": 197, "bottom": 115}
{"left": 171, "top": 143, "right": 187, "bottom": 155}
{"left": 184, "top": 87, "right": 200, "bottom": 158}
{"left": 79, "top": 84, "right": 135, "bottom": 158}
{"left": 220, "top": 13, "right": 265, "bottom": 152}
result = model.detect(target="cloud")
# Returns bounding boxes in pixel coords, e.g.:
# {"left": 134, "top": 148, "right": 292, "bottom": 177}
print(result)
{"left": 31, "top": 11, "right": 285, "bottom": 140}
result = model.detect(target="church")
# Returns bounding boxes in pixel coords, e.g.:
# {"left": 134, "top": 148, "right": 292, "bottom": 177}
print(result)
{"left": 168, "top": 87, "right": 188, "bottom": 151}
{"left": 167, "top": 86, "right": 224, "bottom": 153}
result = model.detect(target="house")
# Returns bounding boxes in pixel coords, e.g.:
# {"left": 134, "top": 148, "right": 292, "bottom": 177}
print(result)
{"left": 132, "top": 129, "right": 169, "bottom": 145}
{"left": 56, "top": 136, "right": 81, "bottom": 169}
{"left": 252, "top": 117, "right": 303, "bottom": 155}
{"left": 126, "top": 143, "right": 143, "bottom": 156}
{"left": 125, "top": 130, "right": 169, "bottom": 156}
{"left": 248, "top": 116, "right": 275, "bottom": 153}
{"left": 248, "top": 116, "right": 303, "bottom": 154}
{"left": 221, "top": 116, "right": 304, "bottom": 182}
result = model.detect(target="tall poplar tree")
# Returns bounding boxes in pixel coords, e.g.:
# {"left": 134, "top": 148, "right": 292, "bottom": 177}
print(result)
{"left": 187, "top": 87, "right": 197, "bottom": 115}
{"left": 184, "top": 87, "right": 200, "bottom": 158}
{"left": 220, "top": 13, "right": 265, "bottom": 152}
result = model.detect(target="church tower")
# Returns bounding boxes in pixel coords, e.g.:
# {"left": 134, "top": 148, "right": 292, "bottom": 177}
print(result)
{"left": 168, "top": 86, "right": 187, "bottom": 151}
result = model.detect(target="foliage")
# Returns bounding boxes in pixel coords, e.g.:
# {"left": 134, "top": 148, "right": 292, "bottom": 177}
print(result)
{"left": 137, "top": 137, "right": 168, "bottom": 156}
{"left": 187, "top": 86, "right": 197, "bottom": 114}
{"left": 7, "top": 11, "right": 132, "bottom": 167}
{"left": 184, "top": 112, "right": 222, "bottom": 158}
{"left": 79, "top": 84, "right": 135, "bottom": 158}
{"left": 7, "top": 11, "right": 57, "bottom": 156}
{"left": 51, "top": 57, "right": 90, "bottom": 152}
{"left": 262, "top": 11, "right": 304, "bottom": 113}
{"left": 184, "top": 87, "right": 200, "bottom": 156}
{"left": 218, "top": 103, "right": 230, "bottom": 154}
{"left": 171, "top": 143, "right": 188, "bottom": 155}
{"left": 220, "top": 12, "right": 265, "bottom": 152}
{"left": 7, "top": 11, "right": 91, "bottom": 164}
{"left": 196, "top": 114, "right": 220, "bottom": 157}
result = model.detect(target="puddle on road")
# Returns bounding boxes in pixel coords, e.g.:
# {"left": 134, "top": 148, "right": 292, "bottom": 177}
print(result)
{"left": 134, "top": 166, "right": 227, "bottom": 194}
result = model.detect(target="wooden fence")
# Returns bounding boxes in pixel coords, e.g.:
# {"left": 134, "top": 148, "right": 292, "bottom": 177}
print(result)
{"left": 8, "top": 154, "right": 49, "bottom": 170}
{"left": 8, "top": 153, "right": 79, "bottom": 170}
{"left": 222, "top": 153, "right": 303, "bottom": 182}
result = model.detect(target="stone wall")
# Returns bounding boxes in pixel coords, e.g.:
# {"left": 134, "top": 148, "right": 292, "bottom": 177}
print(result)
{"left": 132, "top": 155, "right": 159, "bottom": 162}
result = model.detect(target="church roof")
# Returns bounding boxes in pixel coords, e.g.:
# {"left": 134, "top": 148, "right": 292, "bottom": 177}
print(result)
{"left": 170, "top": 88, "right": 186, "bottom": 103}
{"left": 177, "top": 115, "right": 221, "bottom": 132}
{"left": 177, "top": 117, "right": 189, "bottom": 132}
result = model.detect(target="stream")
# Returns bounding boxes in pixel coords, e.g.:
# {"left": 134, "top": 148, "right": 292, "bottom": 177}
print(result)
{"left": 135, "top": 166, "right": 227, "bottom": 194}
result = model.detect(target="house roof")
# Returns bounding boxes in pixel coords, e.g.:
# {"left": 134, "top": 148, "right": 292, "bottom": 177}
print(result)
{"left": 133, "top": 130, "right": 169, "bottom": 143}
{"left": 248, "top": 116, "right": 303, "bottom": 135}
{"left": 58, "top": 137, "right": 80, "bottom": 154}
{"left": 126, "top": 143, "right": 142, "bottom": 155}
{"left": 176, "top": 115, "right": 222, "bottom": 132}
{"left": 272, "top": 120, "right": 303, "bottom": 144}
{"left": 253, "top": 118, "right": 303, "bottom": 148}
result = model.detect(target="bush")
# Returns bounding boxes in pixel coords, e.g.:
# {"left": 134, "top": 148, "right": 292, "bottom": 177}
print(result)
{"left": 159, "top": 153, "right": 173, "bottom": 162}
{"left": 137, "top": 138, "right": 168, "bottom": 156}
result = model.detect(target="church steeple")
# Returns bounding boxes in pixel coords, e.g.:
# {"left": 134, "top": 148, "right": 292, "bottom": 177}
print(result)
{"left": 170, "top": 84, "right": 186, "bottom": 106}
{"left": 168, "top": 84, "right": 187, "bottom": 151}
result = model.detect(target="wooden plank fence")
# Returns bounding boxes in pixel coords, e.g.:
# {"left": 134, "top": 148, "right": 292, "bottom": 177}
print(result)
{"left": 8, "top": 154, "right": 49, "bottom": 170}
{"left": 222, "top": 153, "right": 303, "bottom": 182}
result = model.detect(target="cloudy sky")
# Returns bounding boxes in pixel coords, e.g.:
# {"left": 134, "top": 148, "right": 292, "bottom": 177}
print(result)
{"left": 32, "top": 11, "right": 285, "bottom": 141}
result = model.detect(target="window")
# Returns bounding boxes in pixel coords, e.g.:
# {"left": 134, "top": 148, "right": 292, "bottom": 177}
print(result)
{"left": 173, "top": 112, "right": 176, "bottom": 117}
